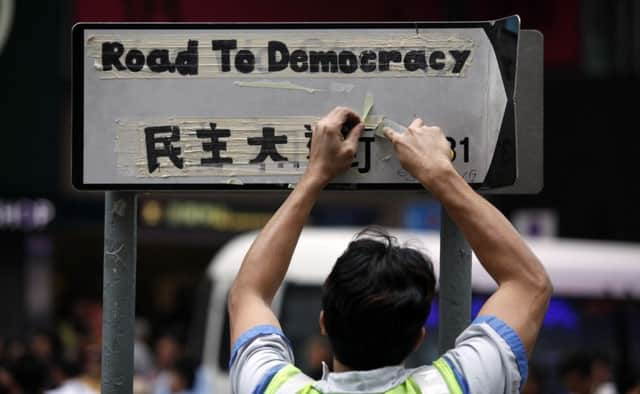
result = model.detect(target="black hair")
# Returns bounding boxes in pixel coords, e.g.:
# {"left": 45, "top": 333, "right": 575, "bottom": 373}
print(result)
{"left": 321, "top": 227, "right": 436, "bottom": 370}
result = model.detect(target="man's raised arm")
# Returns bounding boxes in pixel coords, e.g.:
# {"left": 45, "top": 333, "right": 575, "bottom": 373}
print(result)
{"left": 227, "top": 107, "right": 364, "bottom": 347}
{"left": 384, "top": 119, "right": 552, "bottom": 357}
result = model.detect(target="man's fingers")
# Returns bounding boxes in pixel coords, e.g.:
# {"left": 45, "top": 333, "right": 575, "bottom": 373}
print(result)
{"left": 329, "top": 106, "right": 361, "bottom": 125}
{"left": 343, "top": 111, "right": 362, "bottom": 128}
{"left": 409, "top": 118, "right": 425, "bottom": 130}
{"left": 344, "top": 122, "right": 365, "bottom": 152}
{"left": 383, "top": 127, "right": 399, "bottom": 143}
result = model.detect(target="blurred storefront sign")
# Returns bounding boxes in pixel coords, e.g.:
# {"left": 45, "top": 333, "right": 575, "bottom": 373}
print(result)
{"left": 139, "top": 198, "right": 378, "bottom": 232}
{"left": 0, "top": 199, "right": 55, "bottom": 231}
{"left": 140, "top": 199, "right": 272, "bottom": 232}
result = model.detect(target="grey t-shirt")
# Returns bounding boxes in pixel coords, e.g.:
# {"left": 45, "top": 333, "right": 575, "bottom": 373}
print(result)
{"left": 229, "top": 315, "right": 528, "bottom": 394}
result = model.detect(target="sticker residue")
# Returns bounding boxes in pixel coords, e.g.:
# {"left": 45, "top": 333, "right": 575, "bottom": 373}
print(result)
{"left": 362, "top": 92, "right": 374, "bottom": 124}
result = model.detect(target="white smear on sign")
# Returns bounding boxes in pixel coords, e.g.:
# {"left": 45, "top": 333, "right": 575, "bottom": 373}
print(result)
{"left": 329, "top": 82, "right": 355, "bottom": 93}
{"left": 233, "top": 80, "right": 324, "bottom": 93}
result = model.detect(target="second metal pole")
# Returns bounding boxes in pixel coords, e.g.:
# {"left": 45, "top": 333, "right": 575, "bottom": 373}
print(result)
{"left": 102, "top": 191, "right": 137, "bottom": 394}
{"left": 438, "top": 206, "right": 472, "bottom": 354}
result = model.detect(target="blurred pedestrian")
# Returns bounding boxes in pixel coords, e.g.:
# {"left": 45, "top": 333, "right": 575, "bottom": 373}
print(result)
{"left": 11, "top": 354, "right": 49, "bottom": 394}
{"left": 46, "top": 343, "right": 100, "bottom": 394}
{"left": 561, "top": 352, "right": 618, "bottom": 394}
{"left": 0, "top": 366, "right": 19, "bottom": 394}
{"left": 134, "top": 319, "right": 154, "bottom": 376}
{"left": 151, "top": 333, "right": 183, "bottom": 394}
{"left": 523, "top": 365, "right": 543, "bottom": 394}
{"left": 168, "top": 357, "right": 198, "bottom": 394}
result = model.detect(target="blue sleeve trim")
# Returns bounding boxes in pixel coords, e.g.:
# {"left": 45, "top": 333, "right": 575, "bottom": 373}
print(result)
{"left": 473, "top": 315, "right": 528, "bottom": 391}
{"left": 229, "top": 324, "right": 289, "bottom": 368}
{"left": 252, "top": 363, "right": 286, "bottom": 394}
{"left": 443, "top": 355, "right": 470, "bottom": 394}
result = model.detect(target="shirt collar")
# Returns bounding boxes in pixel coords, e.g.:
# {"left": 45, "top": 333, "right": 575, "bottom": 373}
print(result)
{"left": 315, "top": 363, "right": 414, "bottom": 393}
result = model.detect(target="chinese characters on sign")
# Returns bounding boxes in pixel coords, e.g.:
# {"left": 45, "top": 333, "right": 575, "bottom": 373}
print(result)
{"left": 143, "top": 122, "right": 374, "bottom": 175}
{"left": 117, "top": 117, "right": 382, "bottom": 178}
{"left": 116, "top": 117, "right": 470, "bottom": 179}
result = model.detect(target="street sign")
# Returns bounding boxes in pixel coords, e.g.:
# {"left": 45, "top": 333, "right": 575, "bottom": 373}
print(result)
{"left": 73, "top": 16, "right": 538, "bottom": 190}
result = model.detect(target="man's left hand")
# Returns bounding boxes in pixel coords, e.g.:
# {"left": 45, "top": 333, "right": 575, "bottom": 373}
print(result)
{"left": 304, "top": 107, "right": 365, "bottom": 187}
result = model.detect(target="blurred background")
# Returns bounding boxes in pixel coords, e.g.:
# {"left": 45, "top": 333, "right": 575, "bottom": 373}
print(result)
{"left": 1, "top": 0, "right": 640, "bottom": 393}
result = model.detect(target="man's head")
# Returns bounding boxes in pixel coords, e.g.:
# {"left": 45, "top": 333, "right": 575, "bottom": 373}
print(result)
{"left": 320, "top": 228, "right": 436, "bottom": 370}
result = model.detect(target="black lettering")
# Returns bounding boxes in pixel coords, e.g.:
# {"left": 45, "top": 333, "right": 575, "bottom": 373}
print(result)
{"left": 309, "top": 51, "right": 338, "bottom": 73}
{"left": 404, "top": 50, "right": 427, "bottom": 71}
{"left": 125, "top": 49, "right": 145, "bottom": 72}
{"left": 212, "top": 40, "right": 237, "bottom": 72}
{"left": 460, "top": 137, "right": 469, "bottom": 162}
{"left": 101, "top": 42, "right": 126, "bottom": 71}
{"left": 196, "top": 123, "right": 232, "bottom": 165}
{"left": 290, "top": 50, "right": 308, "bottom": 72}
{"left": 351, "top": 136, "right": 374, "bottom": 173}
{"left": 248, "top": 127, "right": 288, "bottom": 163}
{"left": 175, "top": 40, "right": 199, "bottom": 75}
{"left": 429, "top": 51, "right": 446, "bottom": 70}
{"left": 359, "top": 50, "right": 377, "bottom": 72}
{"left": 378, "top": 50, "right": 401, "bottom": 71}
{"left": 144, "top": 126, "right": 184, "bottom": 173}
{"left": 338, "top": 50, "right": 358, "bottom": 74}
{"left": 304, "top": 124, "right": 312, "bottom": 159}
{"left": 147, "top": 49, "right": 174, "bottom": 73}
{"left": 235, "top": 50, "right": 255, "bottom": 73}
{"left": 268, "top": 41, "right": 290, "bottom": 72}
{"left": 450, "top": 50, "right": 471, "bottom": 73}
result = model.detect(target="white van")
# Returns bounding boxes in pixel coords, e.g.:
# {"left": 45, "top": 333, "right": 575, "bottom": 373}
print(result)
{"left": 199, "top": 227, "right": 640, "bottom": 394}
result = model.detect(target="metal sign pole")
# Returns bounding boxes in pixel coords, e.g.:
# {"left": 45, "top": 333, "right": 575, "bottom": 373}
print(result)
{"left": 438, "top": 206, "right": 472, "bottom": 354}
{"left": 102, "top": 191, "right": 137, "bottom": 394}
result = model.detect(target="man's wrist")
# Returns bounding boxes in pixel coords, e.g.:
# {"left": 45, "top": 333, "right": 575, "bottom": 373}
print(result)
{"left": 417, "top": 162, "right": 461, "bottom": 197}
{"left": 299, "top": 171, "right": 328, "bottom": 194}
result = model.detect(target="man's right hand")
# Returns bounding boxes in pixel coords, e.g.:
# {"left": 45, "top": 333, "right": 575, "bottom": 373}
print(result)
{"left": 383, "top": 118, "right": 455, "bottom": 189}
{"left": 385, "top": 119, "right": 551, "bottom": 360}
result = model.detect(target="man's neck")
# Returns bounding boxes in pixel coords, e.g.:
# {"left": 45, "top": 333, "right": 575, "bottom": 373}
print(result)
{"left": 332, "top": 358, "right": 351, "bottom": 372}
{"left": 331, "top": 358, "right": 407, "bottom": 373}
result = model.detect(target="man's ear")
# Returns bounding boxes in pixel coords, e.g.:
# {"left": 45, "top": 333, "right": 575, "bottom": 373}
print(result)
{"left": 413, "top": 326, "right": 426, "bottom": 351}
{"left": 319, "top": 310, "right": 327, "bottom": 336}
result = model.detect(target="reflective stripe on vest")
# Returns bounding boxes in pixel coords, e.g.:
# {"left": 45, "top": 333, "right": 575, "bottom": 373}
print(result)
{"left": 264, "top": 365, "right": 309, "bottom": 394}
{"left": 412, "top": 363, "right": 456, "bottom": 394}
{"left": 264, "top": 362, "right": 456, "bottom": 394}
{"left": 432, "top": 359, "right": 464, "bottom": 394}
